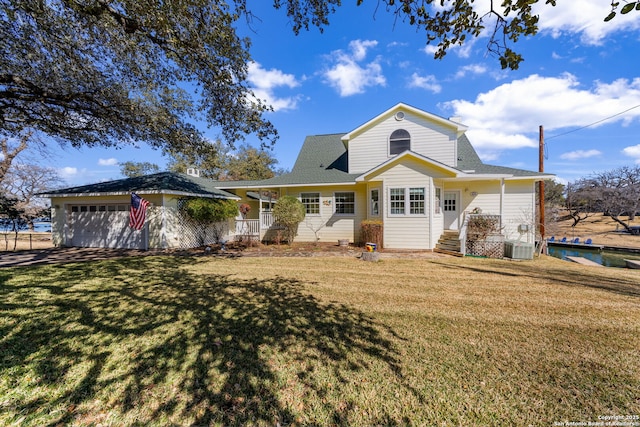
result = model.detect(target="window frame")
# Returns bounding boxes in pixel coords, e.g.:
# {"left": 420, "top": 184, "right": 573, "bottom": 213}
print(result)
{"left": 409, "top": 187, "right": 425, "bottom": 215}
{"left": 388, "top": 187, "right": 427, "bottom": 217}
{"left": 334, "top": 191, "right": 355, "bottom": 215}
{"left": 389, "top": 129, "right": 411, "bottom": 156}
{"left": 300, "top": 192, "right": 321, "bottom": 215}
{"left": 370, "top": 188, "right": 380, "bottom": 217}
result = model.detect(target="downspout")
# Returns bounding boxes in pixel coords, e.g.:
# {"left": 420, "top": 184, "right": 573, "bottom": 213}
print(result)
{"left": 500, "top": 178, "right": 505, "bottom": 231}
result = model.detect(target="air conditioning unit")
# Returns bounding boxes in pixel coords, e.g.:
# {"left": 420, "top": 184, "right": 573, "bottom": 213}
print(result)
{"left": 504, "top": 241, "right": 534, "bottom": 260}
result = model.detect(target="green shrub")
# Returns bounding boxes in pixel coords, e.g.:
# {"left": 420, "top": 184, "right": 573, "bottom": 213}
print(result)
{"left": 181, "top": 198, "right": 238, "bottom": 244}
{"left": 272, "top": 195, "right": 305, "bottom": 244}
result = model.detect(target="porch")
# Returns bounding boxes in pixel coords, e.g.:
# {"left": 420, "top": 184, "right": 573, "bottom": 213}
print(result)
{"left": 233, "top": 211, "right": 276, "bottom": 241}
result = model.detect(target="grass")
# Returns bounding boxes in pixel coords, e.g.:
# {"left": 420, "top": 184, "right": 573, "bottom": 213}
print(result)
{"left": 1, "top": 254, "right": 639, "bottom": 426}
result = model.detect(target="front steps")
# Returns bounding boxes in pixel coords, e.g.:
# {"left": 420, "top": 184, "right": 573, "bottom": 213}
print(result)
{"left": 434, "top": 230, "right": 464, "bottom": 257}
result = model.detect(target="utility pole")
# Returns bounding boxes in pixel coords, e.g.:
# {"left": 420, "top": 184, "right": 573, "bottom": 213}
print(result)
{"left": 539, "top": 125, "right": 545, "bottom": 244}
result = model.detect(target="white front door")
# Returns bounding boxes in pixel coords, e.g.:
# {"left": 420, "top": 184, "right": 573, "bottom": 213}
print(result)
{"left": 443, "top": 191, "right": 460, "bottom": 230}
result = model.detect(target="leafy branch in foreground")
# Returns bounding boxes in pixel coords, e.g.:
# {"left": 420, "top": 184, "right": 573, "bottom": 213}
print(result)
{"left": 605, "top": 1, "right": 640, "bottom": 22}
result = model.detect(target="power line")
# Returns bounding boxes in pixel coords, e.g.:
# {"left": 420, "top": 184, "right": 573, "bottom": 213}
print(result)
{"left": 545, "top": 103, "right": 640, "bottom": 142}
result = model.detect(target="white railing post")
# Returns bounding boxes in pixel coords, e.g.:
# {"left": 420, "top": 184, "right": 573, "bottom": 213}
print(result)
{"left": 459, "top": 212, "right": 468, "bottom": 256}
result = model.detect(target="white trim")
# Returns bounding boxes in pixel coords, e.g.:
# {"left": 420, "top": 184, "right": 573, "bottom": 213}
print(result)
{"left": 356, "top": 151, "right": 460, "bottom": 182}
{"left": 386, "top": 186, "right": 427, "bottom": 217}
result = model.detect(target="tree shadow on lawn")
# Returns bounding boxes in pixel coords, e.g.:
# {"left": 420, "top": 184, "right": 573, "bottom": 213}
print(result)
{"left": 428, "top": 259, "right": 640, "bottom": 298}
{"left": 0, "top": 256, "right": 405, "bottom": 426}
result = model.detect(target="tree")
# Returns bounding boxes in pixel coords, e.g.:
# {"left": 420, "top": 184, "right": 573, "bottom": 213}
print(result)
{"left": 166, "top": 139, "right": 229, "bottom": 179}
{"left": 565, "top": 166, "right": 640, "bottom": 232}
{"left": 1, "top": 164, "right": 64, "bottom": 230}
{"left": 278, "top": 0, "right": 640, "bottom": 70}
{"left": 120, "top": 161, "right": 160, "bottom": 178}
{"left": 1, "top": 0, "right": 277, "bottom": 166}
{"left": 272, "top": 195, "right": 305, "bottom": 244}
{"left": 224, "top": 144, "right": 278, "bottom": 181}
{"left": 605, "top": 1, "right": 640, "bottom": 22}
{"left": 591, "top": 166, "right": 640, "bottom": 226}
{"left": 180, "top": 197, "right": 238, "bottom": 245}
{"left": 565, "top": 180, "right": 597, "bottom": 228}
{"left": 0, "top": 132, "right": 30, "bottom": 183}
{"left": 0, "top": 194, "right": 25, "bottom": 250}
{"left": 276, "top": 0, "right": 550, "bottom": 70}
{"left": 167, "top": 141, "right": 279, "bottom": 181}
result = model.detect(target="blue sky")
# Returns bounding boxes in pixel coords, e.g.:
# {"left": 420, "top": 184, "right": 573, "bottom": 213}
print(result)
{"left": 36, "top": 1, "right": 640, "bottom": 187}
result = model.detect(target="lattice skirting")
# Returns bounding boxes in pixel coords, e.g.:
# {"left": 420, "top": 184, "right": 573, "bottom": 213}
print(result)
{"left": 466, "top": 239, "right": 505, "bottom": 259}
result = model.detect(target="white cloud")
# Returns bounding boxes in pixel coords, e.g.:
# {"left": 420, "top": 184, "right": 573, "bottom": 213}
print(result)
{"left": 454, "top": 64, "right": 487, "bottom": 79}
{"left": 59, "top": 167, "right": 78, "bottom": 179}
{"left": 532, "top": 0, "right": 640, "bottom": 45}
{"left": 466, "top": 1, "right": 640, "bottom": 45}
{"left": 441, "top": 74, "right": 640, "bottom": 156}
{"left": 408, "top": 73, "right": 442, "bottom": 94}
{"left": 98, "top": 158, "right": 118, "bottom": 166}
{"left": 247, "top": 62, "right": 301, "bottom": 111}
{"left": 350, "top": 39, "right": 378, "bottom": 61}
{"left": 623, "top": 145, "right": 640, "bottom": 164}
{"left": 323, "top": 40, "right": 386, "bottom": 97}
{"left": 559, "top": 149, "right": 602, "bottom": 161}
{"left": 422, "top": 39, "right": 474, "bottom": 59}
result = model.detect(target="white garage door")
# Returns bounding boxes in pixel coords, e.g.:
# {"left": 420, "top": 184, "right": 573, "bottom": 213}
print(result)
{"left": 68, "top": 205, "right": 146, "bottom": 249}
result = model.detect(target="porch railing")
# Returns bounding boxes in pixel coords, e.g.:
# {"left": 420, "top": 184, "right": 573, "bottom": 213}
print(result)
{"left": 261, "top": 211, "right": 274, "bottom": 229}
{"left": 235, "top": 219, "right": 260, "bottom": 238}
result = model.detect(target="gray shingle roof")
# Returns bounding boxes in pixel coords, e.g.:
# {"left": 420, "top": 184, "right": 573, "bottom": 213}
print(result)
{"left": 40, "top": 172, "right": 239, "bottom": 198}
{"left": 216, "top": 132, "right": 550, "bottom": 188}
{"left": 457, "top": 134, "right": 552, "bottom": 177}
{"left": 44, "top": 132, "right": 551, "bottom": 198}
{"left": 215, "top": 134, "right": 361, "bottom": 188}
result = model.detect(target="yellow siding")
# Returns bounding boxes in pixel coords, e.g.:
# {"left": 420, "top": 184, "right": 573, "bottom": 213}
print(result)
{"left": 280, "top": 185, "right": 367, "bottom": 244}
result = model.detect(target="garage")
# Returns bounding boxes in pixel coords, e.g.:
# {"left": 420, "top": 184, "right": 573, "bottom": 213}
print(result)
{"left": 67, "top": 204, "right": 146, "bottom": 249}
{"left": 40, "top": 171, "right": 242, "bottom": 250}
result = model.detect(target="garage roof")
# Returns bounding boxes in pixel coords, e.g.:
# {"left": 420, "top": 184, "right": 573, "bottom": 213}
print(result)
{"left": 40, "top": 172, "right": 240, "bottom": 199}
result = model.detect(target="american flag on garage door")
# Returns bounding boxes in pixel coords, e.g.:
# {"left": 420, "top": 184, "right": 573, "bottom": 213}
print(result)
{"left": 129, "top": 193, "right": 150, "bottom": 230}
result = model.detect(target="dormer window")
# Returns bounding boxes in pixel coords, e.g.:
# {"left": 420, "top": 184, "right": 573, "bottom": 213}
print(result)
{"left": 389, "top": 129, "right": 411, "bottom": 155}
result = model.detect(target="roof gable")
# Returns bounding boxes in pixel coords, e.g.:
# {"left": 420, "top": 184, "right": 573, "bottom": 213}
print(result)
{"left": 356, "top": 150, "right": 460, "bottom": 182}
{"left": 341, "top": 102, "right": 468, "bottom": 143}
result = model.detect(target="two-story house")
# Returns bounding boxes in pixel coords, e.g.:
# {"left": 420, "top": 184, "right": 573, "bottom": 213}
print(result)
{"left": 41, "top": 103, "right": 553, "bottom": 252}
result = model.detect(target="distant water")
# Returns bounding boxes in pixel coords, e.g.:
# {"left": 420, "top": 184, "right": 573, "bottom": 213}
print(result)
{"left": 0, "top": 221, "right": 51, "bottom": 233}
{"left": 547, "top": 245, "right": 640, "bottom": 268}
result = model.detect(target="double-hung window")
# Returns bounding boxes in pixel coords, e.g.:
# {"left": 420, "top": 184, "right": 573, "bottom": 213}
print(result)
{"left": 389, "top": 187, "right": 426, "bottom": 216}
{"left": 389, "top": 188, "right": 405, "bottom": 215}
{"left": 334, "top": 192, "right": 355, "bottom": 215}
{"left": 300, "top": 192, "right": 320, "bottom": 215}
{"left": 409, "top": 188, "right": 425, "bottom": 214}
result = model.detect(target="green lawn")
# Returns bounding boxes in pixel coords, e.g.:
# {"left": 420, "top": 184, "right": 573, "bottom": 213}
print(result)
{"left": 1, "top": 254, "right": 638, "bottom": 426}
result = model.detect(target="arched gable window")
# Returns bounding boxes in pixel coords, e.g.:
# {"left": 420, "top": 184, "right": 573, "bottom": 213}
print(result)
{"left": 389, "top": 129, "right": 411, "bottom": 155}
